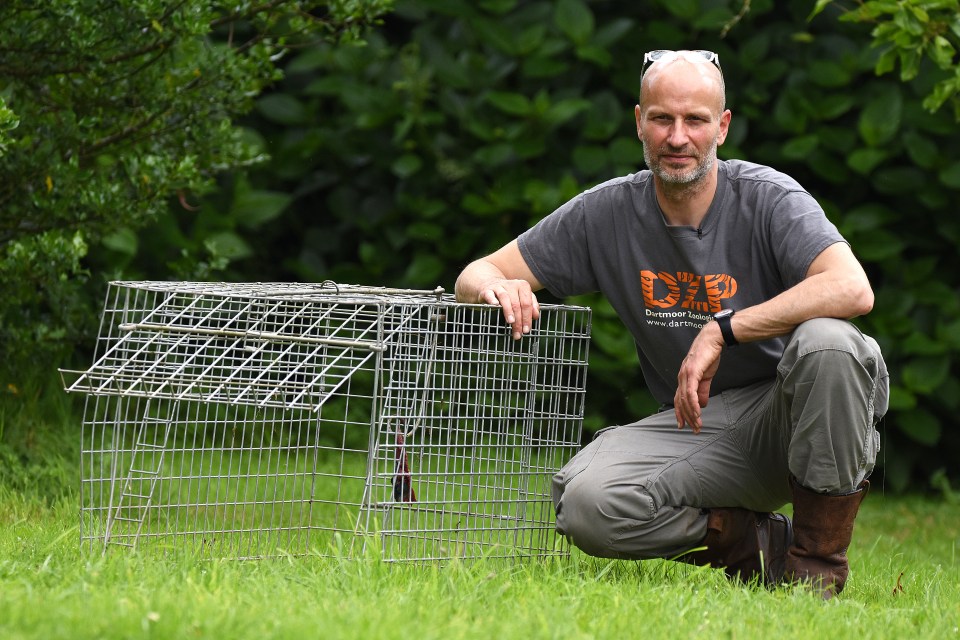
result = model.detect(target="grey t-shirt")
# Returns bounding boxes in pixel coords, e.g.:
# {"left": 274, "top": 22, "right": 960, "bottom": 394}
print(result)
{"left": 517, "top": 159, "right": 845, "bottom": 406}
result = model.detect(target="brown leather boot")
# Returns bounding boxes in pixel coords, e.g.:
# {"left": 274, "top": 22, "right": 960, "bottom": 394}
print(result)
{"left": 680, "top": 508, "right": 793, "bottom": 585}
{"left": 784, "top": 477, "right": 869, "bottom": 599}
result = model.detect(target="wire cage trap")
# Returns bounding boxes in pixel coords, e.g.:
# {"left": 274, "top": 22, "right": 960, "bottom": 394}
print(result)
{"left": 61, "top": 281, "right": 591, "bottom": 561}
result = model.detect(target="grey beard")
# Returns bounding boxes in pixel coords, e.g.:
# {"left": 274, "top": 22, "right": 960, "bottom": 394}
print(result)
{"left": 643, "top": 140, "right": 718, "bottom": 185}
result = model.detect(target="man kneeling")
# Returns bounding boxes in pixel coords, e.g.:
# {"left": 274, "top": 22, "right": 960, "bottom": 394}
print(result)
{"left": 455, "top": 49, "right": 888, "bottom": 598}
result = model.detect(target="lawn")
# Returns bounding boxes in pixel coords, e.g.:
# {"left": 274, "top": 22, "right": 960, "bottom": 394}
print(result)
{"left": 2, "top": 376, "right": 959, "bottom": 639}
{"left": 2, "top": 486, "right": 958, "bottom": 640}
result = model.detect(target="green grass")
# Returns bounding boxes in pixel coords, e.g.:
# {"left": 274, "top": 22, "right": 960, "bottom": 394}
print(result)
{"left": 2, "top": 487, "right": 959, "bottom": 640}
{"left": 2, "top": 372, "right": 960, "bottom": 639}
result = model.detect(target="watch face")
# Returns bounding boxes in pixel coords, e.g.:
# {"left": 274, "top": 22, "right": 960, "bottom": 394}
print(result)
{"left": 715, "top": 309, "right": 733, "bottom": 319}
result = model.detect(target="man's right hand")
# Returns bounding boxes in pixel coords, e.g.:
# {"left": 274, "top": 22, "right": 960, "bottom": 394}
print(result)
{"left": 454, "top": 239, "right": 544, "bottom": 340}
{"left": 478, "top": 279, "right": 541, "bottom": 340}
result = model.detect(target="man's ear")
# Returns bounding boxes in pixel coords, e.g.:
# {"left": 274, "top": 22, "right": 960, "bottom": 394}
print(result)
{"left": 717, "top": 109, "right": 732, "bottom": 145}
{"left": 635, "top": 104, "right": 644, "bottom": 142}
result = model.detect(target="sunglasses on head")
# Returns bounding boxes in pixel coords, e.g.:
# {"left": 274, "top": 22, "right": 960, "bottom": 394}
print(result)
{"left": 641, "top": 50, "right": 722, "bottom": 80}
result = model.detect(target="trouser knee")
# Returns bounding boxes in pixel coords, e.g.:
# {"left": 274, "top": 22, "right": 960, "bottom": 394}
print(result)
{"left": 780, "top": 319, "right": 887, "bottom": 412}
{"left": 554, "top": 475, "right": 633, "bottom": 558}
{"left": 553, "top": 459, "right": 704, "bottom": 560}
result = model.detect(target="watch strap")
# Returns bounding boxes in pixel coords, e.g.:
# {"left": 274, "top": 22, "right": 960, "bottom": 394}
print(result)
{"left": 716, "top": 312, "right": 738, "bottom": 347}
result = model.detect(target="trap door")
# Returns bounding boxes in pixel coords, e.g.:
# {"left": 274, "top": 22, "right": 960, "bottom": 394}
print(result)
{"left": 62, "top": 283, "right": 388, "bottom": 412}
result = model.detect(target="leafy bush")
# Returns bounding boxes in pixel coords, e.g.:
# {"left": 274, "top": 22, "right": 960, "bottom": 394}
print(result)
{"left": 0, "top": 0, "right": 391, "bottom": 367}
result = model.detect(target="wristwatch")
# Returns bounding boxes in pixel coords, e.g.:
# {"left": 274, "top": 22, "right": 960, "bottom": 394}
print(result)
{"left": 714, "top": 308, "right": 738, "bottom": 347}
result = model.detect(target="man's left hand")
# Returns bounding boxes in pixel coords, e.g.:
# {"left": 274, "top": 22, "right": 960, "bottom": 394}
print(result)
{"left": 674, "top": 322, "right": 724, "bottom": 433}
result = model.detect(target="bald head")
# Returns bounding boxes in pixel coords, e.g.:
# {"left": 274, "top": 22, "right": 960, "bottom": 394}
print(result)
{"left": 640, "top": 55, "right": 726, "bottom": 115}
{"left": 634, "top": 52, "right": 732, "bottom": 194}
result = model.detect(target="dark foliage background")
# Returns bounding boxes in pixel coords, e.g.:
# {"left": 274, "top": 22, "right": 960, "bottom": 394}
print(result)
{"left": 4, "top": 0, "right": 959, "bottom": 493}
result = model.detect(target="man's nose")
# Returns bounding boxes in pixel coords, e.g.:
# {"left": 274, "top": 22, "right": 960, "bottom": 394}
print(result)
{"left": 666, "top": 120, "right": 690, "bottom": 146}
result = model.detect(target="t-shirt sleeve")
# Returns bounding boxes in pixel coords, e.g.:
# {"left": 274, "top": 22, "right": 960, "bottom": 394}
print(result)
{"left": 517, "top": 195, "right": 600, "bottom": 298}
{"left": 768, "top": 190, "right": 846, "bottom": 288}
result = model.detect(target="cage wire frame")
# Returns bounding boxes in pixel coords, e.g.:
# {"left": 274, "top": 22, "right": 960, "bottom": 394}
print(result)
{"left": 61, "top": 281, "right": 591, "bottom": 562}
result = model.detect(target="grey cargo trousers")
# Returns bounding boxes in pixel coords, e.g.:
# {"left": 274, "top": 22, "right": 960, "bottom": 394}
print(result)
{"left": 552, "top": 318, "right": 889, "bottom": 560}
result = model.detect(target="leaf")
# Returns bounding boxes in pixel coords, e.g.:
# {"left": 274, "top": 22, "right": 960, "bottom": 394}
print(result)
{"left": 850, "top": 228, "right": 905, "bottom": 261}
{"left": 486, "top": 91, "right": 532, "bottom": 116}
{"left": 897, "top": 408, "right": 942, "bottom": 446}
{"left": 858, "top": 89, "right": 902, "bottom": 145}
{"left": 872, "top": 289, "right": 916, "bottom": 329}
{"left": 693, "top": 7, "right": 734, "bottom": 30}
{"left": 256, "top": 94, "right": 307, "bottom": 126}
{"left": 231, "top": 190, "right": 292, "bottom": 228}
{"left": 773, "top": 89, "right": 808, "bottom": 134}
{"left": 661, "top": 0, "right": 699, "bottom": 20}
{"left": 817, "top": 94, "right": 856, "bottom": 120}
{"left": 902, "top": 355, "right": 951, "bottom": 394}
{"left": 102, "top": 227, "right": 138, "bottom": 255}
{"left": 391, "top": 154, "right": 423, "bottom": 179}
{"left": 902, "top": 131, "right": 938, "bottom": 168}
{"left": 781, "top": 135, "right": 819, "bottom": 160}
{"left": 205, "top": 231, "right": 252, "bottom": 260}
{"left": 514, "top": 24, "right": 547, "bottom": 56}
{"left": 471, "top": 16, "right": 518, "bottom": 55}
{"left": 808, "top": 0, "right": 835, "bottom": 20}
{"left": 461, "top": 193, "right": 497, "bottom": 216}
{"left": 875, "top": 46, "right": 898, "bottom": 76}
{"left": 901, "top": 331, "right": 948, "bottom": 356}
{"left": 576, "top": 44, "right": 612, "bottom": 67}
{"left": 847, "top": 148, "right": 888, "bottom": 174}
{"left": 896, "top": 50, "right": 922, "bottom": 82}
{"left": 806, "top": 149, "right": 850, "bottom": 185}
{"left": 592, "top": 17, "right": 634, "bottom": 47}
{"left": 900, "top": 255, "right": 938, "bottom": 284}
{"left": 887, "top": 385, "right": 916, "bottom": 411}
{"left": 554, "top": 0, "right": 594, "bottom": 45}
{"left": 543, "top": 98, "right": 591, "bottom": 126}
{"left": 938, "top": 161, "right": 960, "bottom": 188}
{"left": 922, "top": 77, "right": 959, "bottom": 114}
{"left": 584, "top": 91, "right": 623, "bottom": 140}
{"left": 572, "top": 145, "right": 608, "bottom": 175}
{"left": 842, "top": 204, "right": 897, "bottom": 231}
{"left": 937, "top": 319, "right": 960, "bottom": 350}
{"left": 608, "top": 137, "right": 645, "bottom": 166}
{"left": 913, "top": 280, "right": 960, "bottom": 313}
{"left": 808, "top": 59, "right": 852, "bottom": 88}
{"left": 930, "top": 35, "right": 956, "bottom": 69}
{"left": 522, "top": 56, "right": 570, "bottom": 78}
{"left": 473, "top": 143, "right": 514, "bottom": 168}
{"left": 753, "top": 59, "right": 789, "bottom": 83}
{"left": 286, "top": 48, "right": 331, "bottom": 74}
{"left": 403, "top": 253, "right": 445, "bottom": 285}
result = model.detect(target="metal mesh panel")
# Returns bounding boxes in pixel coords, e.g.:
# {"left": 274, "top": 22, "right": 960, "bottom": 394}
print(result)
{"left": 63, "top": 281, "right": 591, "bottom": 561}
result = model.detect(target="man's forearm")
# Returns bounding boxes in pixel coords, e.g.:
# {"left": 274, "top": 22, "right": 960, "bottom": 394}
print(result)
{"left": 730, "top": 270, "right": 873, "bottom": 344}
{"left": 724, "top": 242, "right": 873, "bottom": 344}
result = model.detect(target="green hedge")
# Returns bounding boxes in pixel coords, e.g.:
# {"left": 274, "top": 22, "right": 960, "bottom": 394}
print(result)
{"left": 87, "top": 0, "right": 960, "bottom": 492}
